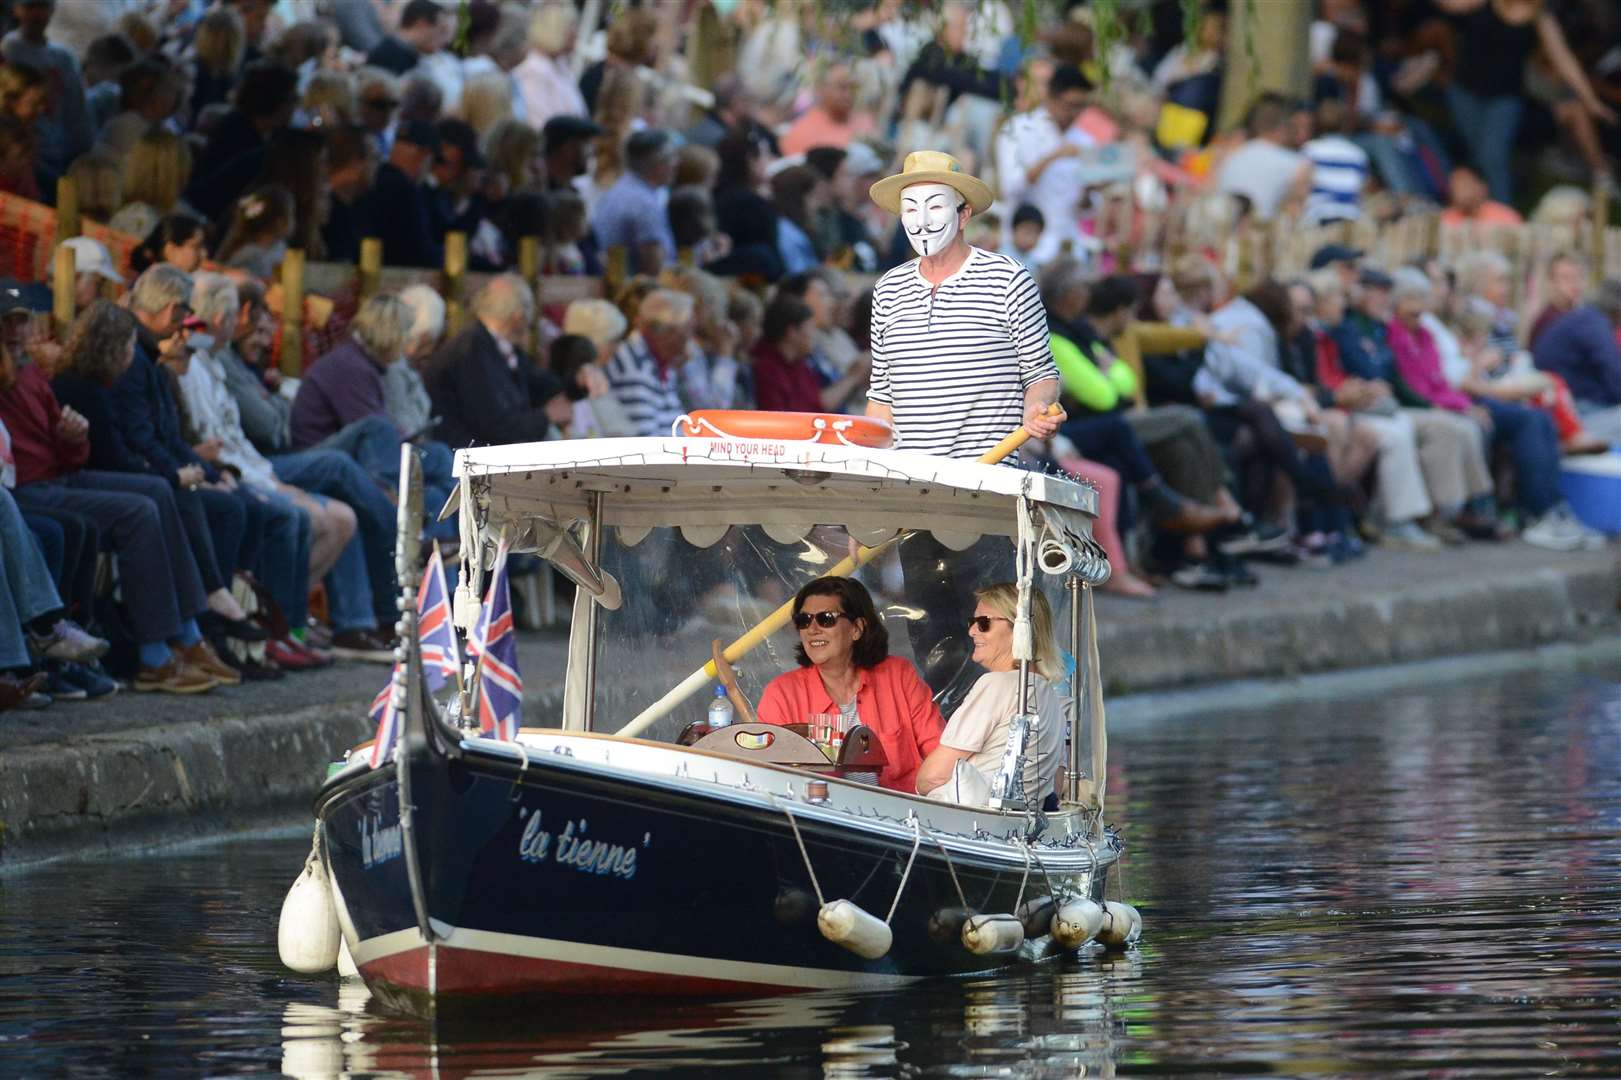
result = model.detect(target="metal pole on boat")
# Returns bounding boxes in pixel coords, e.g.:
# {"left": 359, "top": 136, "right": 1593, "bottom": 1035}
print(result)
{"left": 582, "top": 491, "right": 604, "bottom": 734}
{"left": 1066, "top": 575, "right": 1082, "bottom": 807}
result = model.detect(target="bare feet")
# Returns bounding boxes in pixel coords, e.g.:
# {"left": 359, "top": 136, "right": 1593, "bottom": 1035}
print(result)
{"left": 1103, "top": 569, "right": 1157, "bottom": 599}
{"left": 1158, "top": 498, "right": 1236, "bottom": 534}
{"left": 1561, "top": 434, "right": 1611, "bottom": 456}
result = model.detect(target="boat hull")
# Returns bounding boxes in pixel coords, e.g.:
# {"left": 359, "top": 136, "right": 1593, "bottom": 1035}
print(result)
{"left": 318, "top": 739, "right": 1115, "bottom": 1012}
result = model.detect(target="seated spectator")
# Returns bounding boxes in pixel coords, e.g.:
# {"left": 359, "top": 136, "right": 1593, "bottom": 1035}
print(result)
{"left": 771, "top": 164, "right": 828, "bottom": 276}
{"left": 322, "top": 124, "right": 377, "bottom": 265}
{"left": 604, "top": 288, "right": 696, "bottom": 437}
{"left": 1532, "top": 279, "right": 1621, "bottom": 447}
{"left": 110, "top": 128, "right": 191, "bottom": 241}
{"left": 780, "top": 62, "right": 874, "bottom": 157}
{"left": 1439, "top": 166, "right": 1523, "bottom": 229}
{"left": 428, "top": 274, "right": 569, "bottom": 448}
{"left": 0, "top": 303, "right": 220, "bottom": 695}
{"left": 66, "top": 149, "right": 122, "bottom": 223}
{"left": 189, "top": 8, "right": 244, "bottom": 118}
{"left": 711, "top": 129, "right": 783, "bottom": 281}
{"left": 361, "top": 119, "right": 443, "bottom": 270}
{"left": 98, "top": 56, "right": 183, "bottom": 158}
{"left": 1529, "top": 252, "right": 1590, "bottom": 348}
{"left": 1387, "top": 268, "right": 1601, "bottom": 550}
{"left": 753, "top": 294, "right": 846, "bottom": 413}
{"left": 1301, "top": 98, "right": 1368, "bottom": 225}
{"left": 58, "top": 237, "right": 123, "bottom": 310}
{"left": 514, "top": 2, "right": 586, "bottom": 130}
{"left": 2, "top": 0, "right": 91, "bottom": 179}
{"left": 291, "top": 294, "right": 412, "bottom": 452}
{"left": 188, "top": 60, "right": 299, "bottom": 212}
{"left": 132, "top": 213, "right": 209, "bottom": 276}
{"left": 1216, "top": 93, "right": 1312, "bottom": 222}
{"left": 549, "top": 334, "right": 634, "bottom": 438}
{"left": 658, "top": 265, "right": 745, "bottom": 411}
{"left": 592, "top": 129, "right": 679, "bottom": 277}
{"left": 367, "top": 0, "right": 443, "bottom": 76}
{"left": 389, "top": 285, "right": 446, "bottom": 440}
{"left": 668, "top": 186, "right": 733, "bottom": 271}
{"left": 562, "top": 299, "right": 629, "bottom": 366}
{"left": 1002, "top": 205, "right": 1044, "bottom": 271}
{"left": 217, "top": 184, "right": 295, "bottom": 280}
{"left": 541, "top": 114, "right": 602, "bottom": 193}
{"left": 539, "top": 188, "right": 590, "bottom": 274}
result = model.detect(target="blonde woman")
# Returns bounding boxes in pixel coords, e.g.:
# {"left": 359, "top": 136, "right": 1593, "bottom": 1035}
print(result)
{"left": 302, "top": 70, "right": 357, "bottom": 128}
{"left": 915, "top": 584, "right": 1064, "bottom": 808}
{"left": 458, "top": 70, "right": 512, "bottom": 140}
{"left": 484, "top": 118, "right": 543, "bottom": 193}
{"left": 66, "top": 150, "right": 122, "bottom": 224}
{"left": 191, "top": 6, "right": 246, "bottom": 115}
{"left": 562, "top": 299, "right": 629, "bottom": 365}
{"left": 111, "top": 128, "right": 191, "bottom": 239}
{"left": 513, "top": 1, "right": 584, "bottom": 129}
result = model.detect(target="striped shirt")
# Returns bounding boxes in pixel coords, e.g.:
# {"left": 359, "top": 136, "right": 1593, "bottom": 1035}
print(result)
{"left": 1302, "top": 135, "right": 1368, "bottom": 225}
{"left": 869, "top": 247, "right": 1058, "bottom": 458}
{"left": 606, "top": 331, "right": 684, "bottom": 437}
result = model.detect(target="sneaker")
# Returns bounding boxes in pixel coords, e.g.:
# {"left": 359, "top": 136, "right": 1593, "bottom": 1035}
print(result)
{"left": 134, "top": 657, "right": 218, "bottom": 694}
{"left": 1170, "top": 563, "right": 1230, "bottom": 592}
{"left": 21, "top": 689, "right": 52, "bottom": 709}
{"left": 177, "top": 641, "right": 243, "bottom": 686}
{"left": 330, "top": 629, "right": 397, "bottom": 663}
{"left": 28, "top": 619, "right": 110, "bottom": 663}
{"left": 303, "top": 623, "right": 334, "bottom": 650}
{"left": 1523, "top": 507, "right": 1605, "bottom": 551}
{"left": 1383, "top": 521, "right": 1444, "bottom": 551}
{"left": 1217, "top": 525, "right": 1293, "bottom": 557}
{"left": 55, "top": 660, "right": 119, "bottom": 700}
{"left": 43, "top": 663, "right": 89, "bottom": 701}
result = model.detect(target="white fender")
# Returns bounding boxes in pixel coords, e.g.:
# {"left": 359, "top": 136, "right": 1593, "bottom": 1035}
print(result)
{"left": 1051, "top": 897, "right": 1106, "bottom": 950}
{"left": 336, "top": 935, "right": 359, "bottom": 978}
{"left": 818, "top": 900, "right": 893, "bottom": 960}
{"left": 961, "top": 913, "right": 1025, "bottom": 955}
{"left": 1016, "top": 895, "right": 1056, "bottom": 940}
{"left": 1096, "top": 901, "right": 1142, "bottom": 948}
{"left": 277, "top": 851, "right": 341, "bottom": 973}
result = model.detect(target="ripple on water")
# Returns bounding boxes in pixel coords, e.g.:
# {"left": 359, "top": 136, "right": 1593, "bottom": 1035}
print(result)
{"left": 1, "top": 669, "right": 1619, "bottom": 1077}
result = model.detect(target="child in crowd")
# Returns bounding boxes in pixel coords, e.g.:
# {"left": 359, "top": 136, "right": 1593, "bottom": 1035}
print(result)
{"left": 217, "top": 185, "right": 296, "bottom": 279}
{"left": 1003, "top": 204, "right": 1045, "bottom": 271}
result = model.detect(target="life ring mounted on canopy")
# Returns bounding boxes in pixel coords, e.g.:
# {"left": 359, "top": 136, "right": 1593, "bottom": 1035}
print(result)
{"left": 673, "top": 410, "right": 895, "bottom": 449}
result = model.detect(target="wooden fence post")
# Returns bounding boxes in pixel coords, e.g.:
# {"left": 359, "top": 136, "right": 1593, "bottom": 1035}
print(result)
{"left": 359, "top": 238, "right": 383, "bottom": 300}
{"left": 518, "top": 235, "right": 541, "bottom": 355}
{"left": 55, "top": 176, "right": 79, "bottom": 241}
{"left": 444, "top": 231, "right": 468, "bottom": 334}
{"left": 52, "top": 245, "right": 75, "bottom": 341}
{"left": 604, "top": 245, "right": 628, "bottom": 295}
{"left": 281, "top": 249, "right": 305, "bottom": 376}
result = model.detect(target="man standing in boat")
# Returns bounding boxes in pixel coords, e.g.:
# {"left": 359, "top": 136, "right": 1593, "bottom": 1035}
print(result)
{"left": 864, "top": 151, "right": 1065, "bottom": 702}
{"left": 865, "top": 150, "right": 1065, "bottom": 458}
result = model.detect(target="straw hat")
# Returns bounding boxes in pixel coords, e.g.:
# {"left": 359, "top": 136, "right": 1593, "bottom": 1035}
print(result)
{"left": 869, "top": 150, "right": 994, "bottom": 216}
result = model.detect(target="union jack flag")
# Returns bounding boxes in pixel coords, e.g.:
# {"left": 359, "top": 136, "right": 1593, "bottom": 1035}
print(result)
{"left": 469, "top": 536, "right": 522, "bottom": 740}
{"left": 417, "top": 543, "right": 460, "bottom": 691}
{"left": 367, "top": 678, "right": 398, "bottom": 769}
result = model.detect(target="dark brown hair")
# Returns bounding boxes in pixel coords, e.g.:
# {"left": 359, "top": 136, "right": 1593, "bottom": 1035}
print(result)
{"left": 791, "top": 576, "right": 889, "bottom": 669}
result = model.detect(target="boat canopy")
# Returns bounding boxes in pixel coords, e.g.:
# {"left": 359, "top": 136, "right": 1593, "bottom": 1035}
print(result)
{"left": 453, "top": 437, "right": 1100, "bottom": 551}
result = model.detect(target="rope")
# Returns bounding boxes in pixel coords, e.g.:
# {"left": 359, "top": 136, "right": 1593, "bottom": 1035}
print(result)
{"left": 1012, "top": 839, "right": 1032, "bottom": 912}
{"left": 884, "top": 817, "right": 923, "bottom": 925}
{"left": 783, "top": 806, "right": 825, "bottom": 907}
{"left": 927, "top": 827, "right": 972, "bottom": 912}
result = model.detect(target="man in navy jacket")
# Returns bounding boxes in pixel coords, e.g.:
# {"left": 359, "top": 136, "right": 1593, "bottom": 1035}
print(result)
{"left": 1532, "top": 280, "right": 1621, "bottom": 446}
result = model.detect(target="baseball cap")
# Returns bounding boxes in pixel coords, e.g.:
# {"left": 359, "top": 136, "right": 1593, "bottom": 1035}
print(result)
{"left": 0, "top": 282, "right": 48, "bottom": 319}
{"left": 1358, "top": 267, "right": 1394, "bottom": 289}
{"left": 543, "top": 114, "right": 603, "bottom": 152}
{"left": 1309, "top": 243, "right": 1363, "bottom": 271}
{"left": 60, "top": 236, "right": 125, "bottom": 285}
{"left": 842, "top": 141, "right": 885, "bottom": 178}
{"left": 436, "top": 119, "right": 485, "bottom": 168}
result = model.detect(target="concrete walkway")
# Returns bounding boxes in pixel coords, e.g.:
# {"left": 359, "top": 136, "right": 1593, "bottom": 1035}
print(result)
{"left": 2, "top": 541, "right": 1616, "bottom": 867}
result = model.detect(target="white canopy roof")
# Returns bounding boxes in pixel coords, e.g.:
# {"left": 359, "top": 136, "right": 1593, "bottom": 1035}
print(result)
{"left": 454, "top": 437, "right": 1098, "bottom": 543}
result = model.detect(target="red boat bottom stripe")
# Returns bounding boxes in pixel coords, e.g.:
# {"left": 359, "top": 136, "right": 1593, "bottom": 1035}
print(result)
{"left": 353, "top": 925, "right": 923, "bottom": 995}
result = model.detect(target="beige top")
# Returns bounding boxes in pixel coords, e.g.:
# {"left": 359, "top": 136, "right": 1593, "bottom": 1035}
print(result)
{"left": 938, "top": 670, "right": 1063, "bottom": 800}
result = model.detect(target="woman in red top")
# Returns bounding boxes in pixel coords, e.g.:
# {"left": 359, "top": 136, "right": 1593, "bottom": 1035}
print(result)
{"left": 750, "top": 294, "right": 867, "bottom": 414}
{"left": 755, "top": 575, "right": 943, "bottom": 793}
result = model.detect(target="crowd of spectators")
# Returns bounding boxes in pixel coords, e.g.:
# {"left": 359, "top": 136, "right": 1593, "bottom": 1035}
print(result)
{"left": 0, "top": 0, "right": 1618, "bottom": 710}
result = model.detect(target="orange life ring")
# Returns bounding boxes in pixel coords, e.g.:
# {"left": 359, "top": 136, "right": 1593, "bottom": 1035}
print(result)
{"left": 673, "top": 410, "right": 894, "bottom": 448}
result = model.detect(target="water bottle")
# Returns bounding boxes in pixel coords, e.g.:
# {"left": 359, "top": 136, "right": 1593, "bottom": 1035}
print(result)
{"left": 707, "top": 685, "right": 735, "bottom": 728}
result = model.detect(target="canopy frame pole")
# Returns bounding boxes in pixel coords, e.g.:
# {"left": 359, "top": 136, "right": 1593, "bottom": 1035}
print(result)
{"left": 582, "top": 491, "right": 604, "bottom": 734}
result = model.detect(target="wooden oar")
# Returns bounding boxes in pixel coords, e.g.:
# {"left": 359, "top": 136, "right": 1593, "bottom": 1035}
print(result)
{"left": 616, "top": 405, "right": 1063, "bottom": 738}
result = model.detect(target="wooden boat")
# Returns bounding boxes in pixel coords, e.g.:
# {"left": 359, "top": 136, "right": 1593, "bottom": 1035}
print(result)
{"left": 292, "top": 417, "right": 1137, "bottom": 1015}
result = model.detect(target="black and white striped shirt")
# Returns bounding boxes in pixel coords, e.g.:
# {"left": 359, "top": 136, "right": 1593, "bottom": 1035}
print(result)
{"left": 869, "top": 247, "right": 1058, "bottom": 459}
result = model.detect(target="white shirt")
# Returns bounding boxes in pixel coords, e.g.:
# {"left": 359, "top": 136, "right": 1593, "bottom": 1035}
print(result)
{"left": 176, "top": 347, "right": 278, "bottom": 490}
{"left": 995, "top": 106, "right": 1097, "bottom": 265}
{"left": 1196, "top": 297, "right": 1309, "bottom": 407}
{"left": 1217, "top": 138, "right": 1307, "bottom": 221}
{"left": 868, "top": 246, "right": 1057, "bottom": 459}
{"left": 934, "top": 670, "right": 1063, "bottom": 803}
{"left": 513, "top": 51, "right": 587, "bottom": 130}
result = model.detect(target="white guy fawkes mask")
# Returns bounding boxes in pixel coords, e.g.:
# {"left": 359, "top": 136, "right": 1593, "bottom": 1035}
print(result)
{"left": 900, "top": 182, "right": 964, "bottom": 258}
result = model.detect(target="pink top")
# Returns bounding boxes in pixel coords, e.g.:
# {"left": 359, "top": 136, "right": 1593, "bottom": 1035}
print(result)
{"left": 757, "top": 655, "right": 944, "bottom": 793}
{"left": 1389, "top": 317, "right": 1472, "bottom": 412}
{"left": 1440, "top": 202, "right": 1523, "bottom": 228}
{"left": 778, "top": 106, "right": 876, "bottom": 157}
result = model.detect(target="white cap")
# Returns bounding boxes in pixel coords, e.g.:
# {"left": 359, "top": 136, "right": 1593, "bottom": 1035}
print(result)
{"left": 60, "top": 237, "right": 124, "bottom": 285}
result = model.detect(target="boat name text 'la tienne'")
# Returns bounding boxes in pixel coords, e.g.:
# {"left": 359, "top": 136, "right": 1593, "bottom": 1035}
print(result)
{"left": 517, "top": 810, "right": 647, "bottom": 880}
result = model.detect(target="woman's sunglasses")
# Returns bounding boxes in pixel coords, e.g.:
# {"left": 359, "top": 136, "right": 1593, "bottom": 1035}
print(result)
{"left": 793, "top": 611, "right": 851, "bottom": 630}
{"left": 968, "top": 615, "right": 1011, "bottom": 633}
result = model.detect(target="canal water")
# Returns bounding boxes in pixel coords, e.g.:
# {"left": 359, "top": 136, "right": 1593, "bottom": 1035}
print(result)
{"left": 3, "top": 667, "right": 1619, "bottom": 1077}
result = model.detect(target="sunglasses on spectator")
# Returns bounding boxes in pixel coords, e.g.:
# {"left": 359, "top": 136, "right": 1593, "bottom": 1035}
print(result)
{"left": 793, "top": 611, "right": 851, "bottom": 630}
{"left": 968, "top": 616, "right": 1011, "bottom": 633}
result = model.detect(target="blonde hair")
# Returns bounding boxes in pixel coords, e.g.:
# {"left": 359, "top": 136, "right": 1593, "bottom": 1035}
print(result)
{"left": 349, "top": 293, "right": 412, "bottom": 363}
{"left": 562, "top": 299, "right": 627, "bottom": 351}
{"left": 458, "top": 70, "right": 512, "bottom": 138}
{"left": 1530, "top": 185, "right": 1592, "bottom": 228}
{"left": 303, "top": 70, "right": 357, "bottom": 126}
{"left": 527, "top": 1, "right": 577, "bottom": 54}
{"left": 122, "top": 128, "right": 191, "bottom": 212}
{"left": 484, "top": 118, "right": 541, "bottom": 192}
{"left": 68, "top": 150, "right": 123, "bottom": 221}
{"left": 974, "top": 583, "right": 1059, "bottom": 680}
{"left": 193, "top": 7, "right": 245, "bottom": 76}
{"left": 1454, "top": 250, "right": 1510, "bottom": 298}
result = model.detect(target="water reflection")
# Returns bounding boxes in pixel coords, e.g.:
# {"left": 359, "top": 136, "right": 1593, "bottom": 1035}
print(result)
{"left": 2, "top": 668, "right": 1619, "bottom": 1076}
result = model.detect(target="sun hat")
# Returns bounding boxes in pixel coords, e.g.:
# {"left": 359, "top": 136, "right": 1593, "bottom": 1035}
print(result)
{"left": 60, "top": 236, "right": 124, "bottom": 285}
{"left": 869, "top": 150, "right": 993, "bottom": 216}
